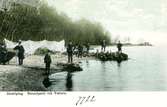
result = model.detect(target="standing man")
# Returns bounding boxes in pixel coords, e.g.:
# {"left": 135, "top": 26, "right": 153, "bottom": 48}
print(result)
{"left": 14, "top": 40, "right": 25, "bottom": 65}
{"left": 67, "top": 41, "right": 74, "bottom": 63}
{"left": 77, "top": 43, "right": 83, "bottom": 58}
{"left": 85, "top": 42, "right": 90, "bottom": 55}
{"left": 2, "top": 39, "right": 6, "bottom": 49}
{"left": 44, "top": 51, "right": 52, "bottom": 75}
{"left": 117, "top": 41, "right": 123, "bottom": 53}
{"left": 101, "top": 40, "right": 106, "bottom": 52}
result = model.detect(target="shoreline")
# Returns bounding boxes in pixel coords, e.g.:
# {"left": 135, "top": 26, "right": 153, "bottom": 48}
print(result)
{"left": 0, "top": 54, "right": 92, "bottom": 91}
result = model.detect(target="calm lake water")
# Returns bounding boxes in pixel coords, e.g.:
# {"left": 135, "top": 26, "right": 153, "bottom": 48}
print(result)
{"left": 48, "top": 46, "right": 167, "bottom": 91}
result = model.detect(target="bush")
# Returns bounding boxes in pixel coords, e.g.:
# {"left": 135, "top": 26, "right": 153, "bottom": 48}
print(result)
{"left": 34, "top": 48, "right": 54, "bottom": 55}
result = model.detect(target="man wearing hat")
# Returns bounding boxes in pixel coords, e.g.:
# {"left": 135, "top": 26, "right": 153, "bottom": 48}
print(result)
{"left": 14, "top": 40, "right": 25, "bottom": 65}
{"left": 44, "top": 51, "right": 52, "bottom": 75}
{"left": 67, "top": 41, "right": 74, "bottom": 63}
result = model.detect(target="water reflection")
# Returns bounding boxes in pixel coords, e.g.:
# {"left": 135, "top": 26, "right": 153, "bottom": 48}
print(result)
{"left": 43, "top": 75, "right": 51, "bottom": 88}
{"left": 101, "top": 61, "right": 107, "bottom": 72}
{"left": 66, "top": 72, "right": 73, "bottom": 91}
{"left": 86, "top": 60, "right": 89, "bottom": 67}
{"left": 117, "top": 61, "right": 123, "bottom": 91}
{"left": 117, "top": 61, "right": 121, "bottom": 67}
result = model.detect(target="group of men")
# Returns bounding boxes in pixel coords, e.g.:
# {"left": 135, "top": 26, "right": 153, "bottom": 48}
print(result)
{"left": 0, "top": 39, "right": 123, "bottom": 75}
{"left": 66, "top": 40, "right": 123, "bottom": 64}
{"left": 101, "top": 40, "right": 122, "bottom": 53}
{"left": 44, "top": 41, "right": 90, "bottom": 74}
{"left": 38, "top": 40, "right": 122, "bottom": 75}
{"left": 67, "top": 41, "right": 90, "bottom": 63}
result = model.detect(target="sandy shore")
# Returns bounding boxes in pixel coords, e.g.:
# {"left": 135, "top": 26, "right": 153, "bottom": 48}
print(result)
{"left": 0, "top": 54, "right": 92, "bottom": 91}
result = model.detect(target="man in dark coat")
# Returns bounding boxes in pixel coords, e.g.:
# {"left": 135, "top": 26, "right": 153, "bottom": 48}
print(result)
{"left": 14, "top": 40, "right": 25, "bottom": 65}
{"left": 117, "top": 41, "right": 123, "bottom": 53}
{"left": 85, "top": 42, "right": 90, "bottom": 55}
{"left": 77, "top": 44, "right": 83, "bottom": 58}
{"left": 101, "top": 40, "right": 106, "bottom": 52}
{"left": 67, "top": 41, "right": 74, "bottom": 63}
{"left": 44, "top": 52, "right": 52, "bottom": 75}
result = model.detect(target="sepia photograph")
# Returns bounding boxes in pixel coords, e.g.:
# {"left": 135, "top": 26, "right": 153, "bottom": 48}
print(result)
{"left": 0, "top": 0, "right": 167, "bottom": 92}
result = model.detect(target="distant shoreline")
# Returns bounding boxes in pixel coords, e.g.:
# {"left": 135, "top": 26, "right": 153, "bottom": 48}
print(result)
{"left": 91, "top": 43, "right": 153, "bottom": 47}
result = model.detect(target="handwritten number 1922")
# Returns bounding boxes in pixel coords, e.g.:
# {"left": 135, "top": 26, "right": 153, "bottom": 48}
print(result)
{"left": 76, "top": 96, "right": 96, "bottom": 106}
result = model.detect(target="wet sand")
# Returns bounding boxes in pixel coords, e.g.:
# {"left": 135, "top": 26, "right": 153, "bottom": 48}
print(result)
{"left": 0, "top": 65, "right": 46, "bottom": 91}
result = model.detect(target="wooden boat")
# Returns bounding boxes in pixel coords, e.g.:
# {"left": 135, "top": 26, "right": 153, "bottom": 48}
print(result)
{"left": 0, "top": 50, "right": 15, "bottom": 64}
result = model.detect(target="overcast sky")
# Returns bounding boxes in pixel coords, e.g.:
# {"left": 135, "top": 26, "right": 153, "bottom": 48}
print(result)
{"left": 47, "top": 0, "right": 167, "bottom": 45}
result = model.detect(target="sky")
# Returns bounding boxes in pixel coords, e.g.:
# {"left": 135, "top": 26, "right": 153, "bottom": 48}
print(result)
{"left": 47, "top": 0, "right": 167, "bottom": 45}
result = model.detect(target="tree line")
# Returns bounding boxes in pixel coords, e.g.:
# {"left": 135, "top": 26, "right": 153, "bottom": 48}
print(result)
{"left": 0, "top": 2, "right": 111, "bottom": 45}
